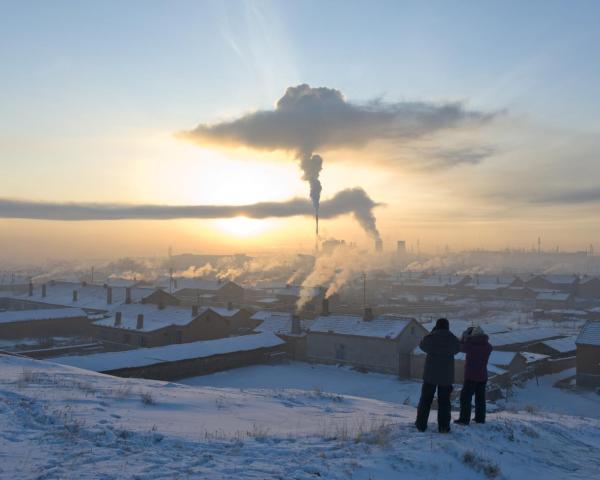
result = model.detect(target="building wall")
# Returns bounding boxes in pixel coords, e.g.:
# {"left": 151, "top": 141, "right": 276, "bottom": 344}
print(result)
{"left": 306, "top": 321, "right": 425, "bottom": 376}
{"left": 105, "top": 345, "right": 286, "bottom": 381}
{"left": 0, "top": 316, "right": 90, "bottom": 339}
{"left": 576, "top": 345, "right": 600, "bottom": 388}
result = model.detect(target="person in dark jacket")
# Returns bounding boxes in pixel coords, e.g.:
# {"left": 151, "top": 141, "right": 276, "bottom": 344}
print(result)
{"left": 415, "top": 318, "right": 460, "bottom": 433}
{"left": 455, "top": 326, "right": 493, "bottom": 425}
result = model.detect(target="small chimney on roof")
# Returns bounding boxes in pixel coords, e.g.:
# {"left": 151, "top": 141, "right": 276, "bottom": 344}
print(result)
{"left": 125, "top": 287, "right": 132, "bottom": 304}
{"left": 158, "top": 301, "right": 165, "bottom": 310}
{"left": 227, "top": 301, "right": 233, "bottom": 310}
{"left": 28, "top": 282, "right": 33, "bottom": 297}
{"left": 321, "top": 298, "right": 330, "bottom": 316}
{"left": 192, "top": 304, "right": 199, "bottom": 317}
{"left": 114, "top": 311, "right": 122, "bottom": 327}
{"left": 42, "top": 283, "right": 47, "bottom": 298}
{"left": 82, "top": 280, "right": 87, "bottom": 287}
{"left": 107, "top": 287, "right": 112, "bottom": 305}
{"left": 72, "top": 290, "right": 78, "bottom": 302}
{"left": 136, "top": 313, "right": 144, "bottom": 329}
{"left": 291, "top": 314, "right": 301, "bottom": 335}
{"left": 363, "top": 307, "right": 374, "bottom": 322}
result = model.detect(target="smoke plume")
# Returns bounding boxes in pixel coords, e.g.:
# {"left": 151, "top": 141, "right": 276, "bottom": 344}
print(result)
{"left": 182, "top": 84, "right": 492, "bottom": 236}
{"left": 0, "top": 188, "right": 381, "bottom": 239}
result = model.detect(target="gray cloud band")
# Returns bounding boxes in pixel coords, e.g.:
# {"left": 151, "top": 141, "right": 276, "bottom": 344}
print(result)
{"left": 0, "top": 188, "right": 382, "bottom": 239}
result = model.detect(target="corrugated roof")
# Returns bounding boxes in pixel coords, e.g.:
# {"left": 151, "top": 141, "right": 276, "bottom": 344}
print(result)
{"left": 576, "top": 321, "right": 600, "bottom": 346}
{"left": 309, "top": 314, "right": 414, "bottom": 339}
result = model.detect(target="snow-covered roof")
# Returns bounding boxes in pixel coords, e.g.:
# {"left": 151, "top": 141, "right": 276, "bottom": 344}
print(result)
{"left": 520, "top": 352, "right": 549, "bottom": 363}
{"left": 541, "top": 274, "right": 579, "bottom": 285}
{"left": 466, "top": 275, "right": 515, "bottom": 287}
{"left": 52, "top": 332, "right": 285, "bottom": 372}
{"left": 422, "top": 320, "right": 510, "bottom": 337}
{"left": 488, "top": 328, "right": 562, "bottom": 347}
{"left": 251, "top": 311, "right": 313, "bottom": 335}
{"left": 540, "top": 336, "right": 577, "bottom": 353}
{"left": 93, "top": 305, "right": 241, "bottom": 332}
{"left": 536, "top": 291, "right": 571, "bottom": 301}
{"left": 309, "top": 314, "right": 414, "bottom": 339}
{"left": 6, "top": 282, "right": 153, "bottom": 311}
{"left": 421, "top": 275, "right": 469, "bottom": 287}
{"left": 576, "top": 321, "right": 600, "bottom": 346}
{"left": 172, "top": 279, "right": 239, "bottom": 291}
{"left": 0, "top": 307, "right": 87, "bottom": 324}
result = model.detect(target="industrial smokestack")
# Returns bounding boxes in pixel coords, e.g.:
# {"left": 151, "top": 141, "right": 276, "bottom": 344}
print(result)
{"left": 125, "top": 287, "right": 132, "bottom": 304}
{"left": 363, "top": 307, "right": 373, "bottom": 322}
{"left": 107, "top": 287, "right": 112, "bottom": 305}
{"left": 321, "top": 298, "right": 330, "bottom": 316}
{"left": 114, "top": 312, "right": 122, "bottom": 327}
{"left": 72, "top": 290, "right": 78, "bottom": 302}
{"left": 136, "top": 314, "right": 144, "bottom": 329}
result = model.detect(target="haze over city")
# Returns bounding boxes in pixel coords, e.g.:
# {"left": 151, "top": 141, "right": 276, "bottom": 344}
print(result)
{"left": 1, "top": 2, "right": 600, "bottom": 479}
{"left": 2, "top": 1, "right": 600, "bottom": 262}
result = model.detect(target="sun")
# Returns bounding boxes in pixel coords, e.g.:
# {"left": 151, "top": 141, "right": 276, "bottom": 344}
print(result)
{"left": 215, "top": 217, "right": 269, "bottom": 237}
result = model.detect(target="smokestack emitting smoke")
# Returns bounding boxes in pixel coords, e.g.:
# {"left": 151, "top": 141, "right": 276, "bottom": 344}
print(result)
{"left": 181, "top": 84, "right": 491, "bottom": 241}
{"left": 0, "top": 188, "right": 381, "bottom": 239}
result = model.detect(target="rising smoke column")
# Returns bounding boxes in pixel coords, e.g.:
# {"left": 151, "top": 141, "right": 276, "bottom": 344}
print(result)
{"left": 181, "top": 84, "right": 493, "bottom": 241}
{"left": 300, "top": 153, "right": 323, "bottom": 235}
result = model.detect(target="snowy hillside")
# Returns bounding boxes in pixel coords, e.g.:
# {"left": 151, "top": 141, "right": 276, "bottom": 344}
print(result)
{"left": 1, "top": 354, "right": 599, "bottom": 479}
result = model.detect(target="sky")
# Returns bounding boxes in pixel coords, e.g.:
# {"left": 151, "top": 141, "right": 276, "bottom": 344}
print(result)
{"left": 1, "top": 0, "right": 600, "bottom": 262}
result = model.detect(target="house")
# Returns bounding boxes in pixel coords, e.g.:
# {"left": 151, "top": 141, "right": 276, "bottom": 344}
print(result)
{"left": 92, "top": 304, "right": 251, "bottom": 347}
{"left": 575, "top": 320, "right": 600, "bottom": 388}
{"left": 52, "top": 332, "right": 286, "bottom": 380}
{"left": 526, "top": 275, "right": 579, "bottom": 294}
{"left": 464, "top": 275, "right": 516, "bottom": 298}
{"left": 141, "top": 289, "right": 180, "bottom": 306}
{"left": 528, "top": 336, "right": 577, "bottom": 358}
{"left": 251, "top": 310, "right": 315, "bottom": 360}
{"left": 271, "top": 285, "right": 324, "bottom": 313}
{"left": 173, "top": 280, "right": 244, "bottom": 306}
{"left": 0, "top": 307, "right": 89, "bottom": 339}
{"left": 5, "top": 281, "right": 153, "bottom": 313}
{"left": 535, "top": 291, "right": 575, "bottom": 310}
{"left": 577, "top": 277, "right": 600, "bottom": 299}
{"left": 306, "top": 310, "right": 427, "bottom": 376}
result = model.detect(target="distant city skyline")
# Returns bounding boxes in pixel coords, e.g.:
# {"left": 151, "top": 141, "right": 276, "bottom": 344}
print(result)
{"left": 2, "top": 1, "right": 600, "bottom": 261}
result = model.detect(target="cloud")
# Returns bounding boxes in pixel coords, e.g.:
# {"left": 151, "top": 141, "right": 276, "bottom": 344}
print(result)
{"left": 181, "top": 84, "right": 494, "bottom": 154}
{"left": 530, "top": 187, "right": 600, "bottom": 205}
{"left": 0, "top": 188, "right": 382, "bottom": 238}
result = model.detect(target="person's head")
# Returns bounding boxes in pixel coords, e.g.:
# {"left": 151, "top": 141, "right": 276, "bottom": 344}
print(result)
{"left": 471, "top": 325, "right": 485, "bottom": 336}
{"left": 435, "top": 318, "right": 449, "bottom": 330}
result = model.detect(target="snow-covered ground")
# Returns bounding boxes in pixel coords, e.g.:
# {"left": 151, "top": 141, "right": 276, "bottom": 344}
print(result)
{"left": 181, "top": 362, "right": 424, "bottom": 406}
{"left": 1, "top": 354, "right": 600, "bottom": 479}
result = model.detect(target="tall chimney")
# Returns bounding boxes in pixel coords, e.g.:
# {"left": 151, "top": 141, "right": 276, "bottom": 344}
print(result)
{"left": 321, "top": 298, "right": 330, "bottom": 316}
{"left": 136, "top": 314, "right": 144, "bottom": 329}
{"left": 114, "top": 311, "right": 122, "bottom": 327}
{"left": 72, "top": 290, "right": 78, "bottom": 302}
{"left": 125, "top": 287, "right": 132, "bottom": 304}
{"left": 107, "top": 287, "right": 112, "bottom": 305}
{"left": 42, "top": 283, "right": 47, "bottom": 298}
{"left": 28, "top": 282, "right": 33, "bottom": 297}
{"left": 291, "top": 314, "right": 301, "bottom": 335}
{"left": 192, "top": 304, "right": 199, "bottom": 317}
{"left": 363, "top": 307, "right": 373, "bottom": 322}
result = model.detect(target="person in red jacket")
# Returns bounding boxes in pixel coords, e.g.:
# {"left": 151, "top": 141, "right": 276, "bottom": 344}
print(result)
{"left": 455, "top": 325, "right": 493, "bottom": 425}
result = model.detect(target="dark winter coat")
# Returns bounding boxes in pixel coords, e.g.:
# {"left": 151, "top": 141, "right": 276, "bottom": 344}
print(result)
{"left": 420, "top": 328, "right": 461, "bottom": 386}
{"left": 461, "top": 334, "right": 493, "bottom": 382}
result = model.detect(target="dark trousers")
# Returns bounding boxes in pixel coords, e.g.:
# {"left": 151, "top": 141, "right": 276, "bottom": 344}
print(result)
{"left": 415, "top": 382, "right": 452, "bottom": 432}
{"left": 458, "top": 380, "right": 487, "bottom": 424}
